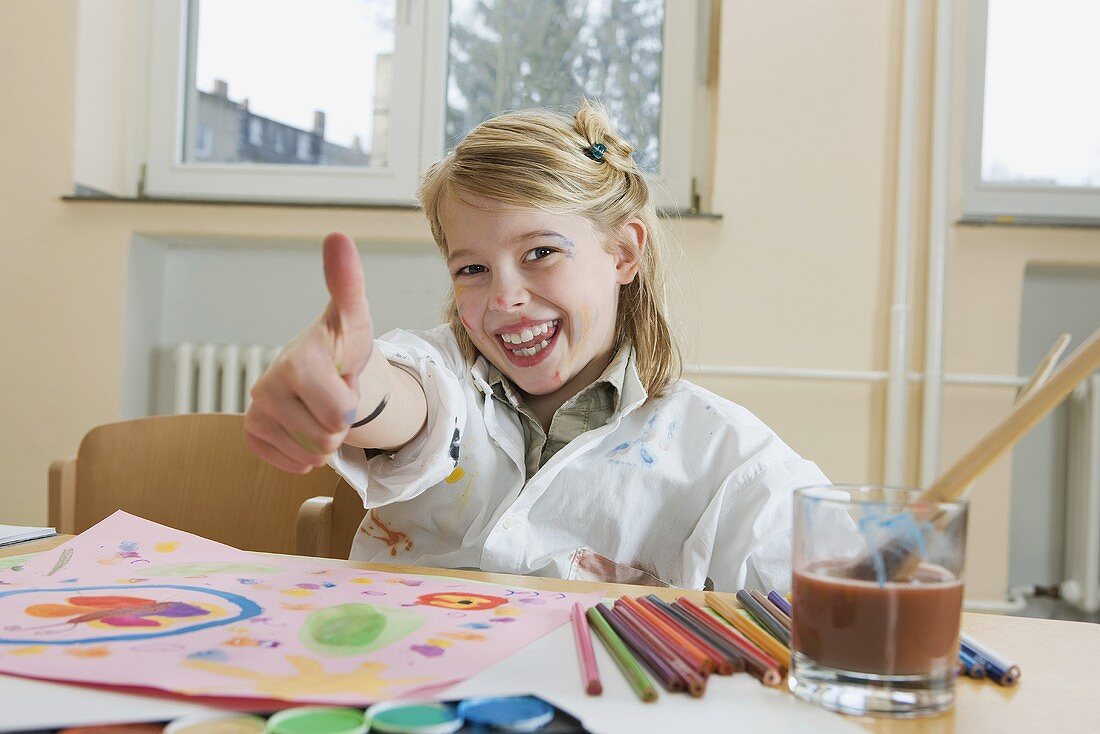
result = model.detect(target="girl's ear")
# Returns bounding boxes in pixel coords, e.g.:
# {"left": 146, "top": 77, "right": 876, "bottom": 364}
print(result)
{"left": 614, "top": 219, "right": 646, "bottom": 285}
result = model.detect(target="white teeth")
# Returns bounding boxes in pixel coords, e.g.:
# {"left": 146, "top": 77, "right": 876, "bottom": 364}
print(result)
{"left": 510, "top": 337, "right": 553, "bottom": 358}
{"left": 499, "top": 320, "right": 558, "bottom": 346}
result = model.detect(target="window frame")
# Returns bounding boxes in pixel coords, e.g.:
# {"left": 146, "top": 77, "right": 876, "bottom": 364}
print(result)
{"left": 143, "top": 0, "right": 705, "bottom": 210}
{"left": 145, "top": 0, "right": 428, "bottom": 205}
{"left": 962, "top": 0, "right": 1100, "bottom": 224}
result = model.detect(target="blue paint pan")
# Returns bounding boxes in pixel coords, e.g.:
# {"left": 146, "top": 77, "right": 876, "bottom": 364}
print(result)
{"left": 456, "top": 696, "right": 554, "bottom": 733}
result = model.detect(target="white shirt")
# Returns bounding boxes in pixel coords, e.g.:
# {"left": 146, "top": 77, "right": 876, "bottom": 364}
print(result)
{"left": 330, "top": 325, "right": 829, "bottom": 592}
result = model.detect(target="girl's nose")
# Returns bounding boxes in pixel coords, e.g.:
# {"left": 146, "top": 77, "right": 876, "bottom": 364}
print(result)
{"left": 488, "top": 275, "right": 528, "bottom": 312}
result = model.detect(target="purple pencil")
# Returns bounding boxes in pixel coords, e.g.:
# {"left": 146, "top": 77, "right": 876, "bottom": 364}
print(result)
{"left": 614, "top": 600, "right": 707, "bottom": 697}
{"left": 596, "top": 603, "right": 685, "bottom": 693}
{"left": 767, "top": 590, "right": 792, "bottom": 617}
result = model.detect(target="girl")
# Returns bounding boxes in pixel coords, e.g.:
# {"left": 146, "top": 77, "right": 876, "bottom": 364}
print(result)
{"left": 244, "top": 101, "right": 827, "bottom": 592}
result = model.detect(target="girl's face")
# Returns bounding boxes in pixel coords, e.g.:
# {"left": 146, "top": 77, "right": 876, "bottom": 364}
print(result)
{"left": 442, "top": 192, "right": 641, "bottom": 398}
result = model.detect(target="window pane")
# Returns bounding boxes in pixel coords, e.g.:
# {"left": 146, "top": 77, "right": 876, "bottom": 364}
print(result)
{"left": 446, "top": 0, "right": 664, "bottom": 172}
{"left": 184, "top": 0, "right": 395, "bottom": 168}
{"left": 982, "top": 0, "right": 1100, "bottom": 188}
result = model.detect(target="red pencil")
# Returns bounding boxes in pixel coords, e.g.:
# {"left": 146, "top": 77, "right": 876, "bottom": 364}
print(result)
{"left": 615, "top": 600, "right": 707, "bottom": 696}
{"left": 571, "top": 603, "right": 602, "bottom": 695}
{"left": 619, "top": 596, "right": 714, "bottom": 676}
{"left": 639, "top": 596, "right": 734, "bottom": 675}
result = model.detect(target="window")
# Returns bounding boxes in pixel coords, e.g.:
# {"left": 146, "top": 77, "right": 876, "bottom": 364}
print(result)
{"left": 445, "top": 0, "right": 665, "bottom": 172}
{"left": 194, "top": 124, "right": 212, "bottom": 158}
{"left": 963, "top": 0, "right": 1100, "bottom": 223}
{"left": 144, "top": 0, "right": 709, "bottom": 208}
{"left": 295, "top": 132, "right": 312, "bottom": 161}
{"left": 248, "top": 118, "right": 263, "bottom": 147}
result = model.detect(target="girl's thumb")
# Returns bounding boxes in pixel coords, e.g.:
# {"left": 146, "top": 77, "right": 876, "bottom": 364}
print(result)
{"left": 322, "top": 231, "right": 367, "bottom": 318}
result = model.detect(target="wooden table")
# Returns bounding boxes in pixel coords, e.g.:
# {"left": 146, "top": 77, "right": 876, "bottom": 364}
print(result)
{"left": 3, "top": 537, "right": 1097, "bottom": 733}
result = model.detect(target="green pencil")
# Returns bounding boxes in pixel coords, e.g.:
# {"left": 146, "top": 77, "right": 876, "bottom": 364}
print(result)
{"left": 586, "top": 606, "right": 659, "bottom": 702}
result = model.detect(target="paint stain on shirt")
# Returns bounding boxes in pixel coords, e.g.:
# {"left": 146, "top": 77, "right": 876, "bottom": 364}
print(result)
{"left": 361, "top": 509, "right": 414, "bottom": 556}
{"left": 449, "top": 426, "right": 461, "bottom": 466}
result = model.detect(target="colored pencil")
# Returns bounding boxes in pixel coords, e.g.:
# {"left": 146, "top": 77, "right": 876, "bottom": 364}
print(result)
{"left": 751, "top": 589, "right": 792, "bottom": 631}
{"left": 614, "top": 600, "right": 707, "bottom": 696}
{"left": 586, "top": 606, "right": 658, "bottom": 702}
{"left": 737, "top": 589, "right": 791, "bottom": 646}
{"left": 595, "top": 603, "right": 683, "bottom": 693}
{"left": 618, "top": 596, "right": 715, "bottom": 676}
{"left": 640, "top": 596, "right": 734, "bottom": 674}
{"left": 957, "top": 646, "right": 987, "bottom": 679}
{"left": 674, "top": 598, "right": 780, "bottom": 669}
{"left": 706, "top": 592, "right": 792, "bottom": 669}
{"left": 960, "top": 632, "right": 1021, "bottom": 686}
{"left": 767, "top": 590, "right": 793, "bottom": 618}
{"left": 647, "top": 596, "right": 746, "bottom": 673}
{"left": 571, "top": 603, "right": 602, "bottom": 695}
{"left": 674, "top": 598, "right": 783, "bottom": 687}
{"left": 611, "top": 598, "right": 695, "bottom": 691}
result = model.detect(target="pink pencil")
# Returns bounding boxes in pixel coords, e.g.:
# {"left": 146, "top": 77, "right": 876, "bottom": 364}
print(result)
{"left": 572, "top": 602, "right": 603, "bottom": 695}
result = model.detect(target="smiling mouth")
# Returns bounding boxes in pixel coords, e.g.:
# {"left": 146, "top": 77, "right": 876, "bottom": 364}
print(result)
{"left": 492, "top": 320, "right": 562, "bottom": 368}
{"left": 496, "top": 319, "right": 560, "bottom": 358}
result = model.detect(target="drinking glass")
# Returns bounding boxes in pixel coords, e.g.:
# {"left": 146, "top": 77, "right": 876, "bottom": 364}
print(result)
{"left": 788, "top": 485, "right": 968, "bottom": 717}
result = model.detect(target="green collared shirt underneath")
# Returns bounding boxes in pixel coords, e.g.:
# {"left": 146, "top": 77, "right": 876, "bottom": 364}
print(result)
{"left": 485, "top": 344, "right": 634, "bottom": 479}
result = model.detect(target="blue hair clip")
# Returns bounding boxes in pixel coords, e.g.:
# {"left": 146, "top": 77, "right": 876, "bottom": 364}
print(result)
{"left": 585, "top": 142, "right": 607, "bottom": 162}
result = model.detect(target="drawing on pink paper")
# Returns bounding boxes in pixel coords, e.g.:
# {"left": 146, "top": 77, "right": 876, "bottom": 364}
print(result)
{"left": 0, "top": 512, "right": 600, "bottom": 705}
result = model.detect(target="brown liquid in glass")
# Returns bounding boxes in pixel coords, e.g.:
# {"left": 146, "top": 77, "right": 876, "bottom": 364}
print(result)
{"left": 792, "top": 560, "right": 963, "bottom": 676}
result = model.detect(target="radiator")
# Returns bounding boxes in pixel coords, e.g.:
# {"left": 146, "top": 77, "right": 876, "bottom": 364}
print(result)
{"left": 169, "top": 343, "right": 282, "bottom": 414}
{"left": 1064, "top": 373, "right": 1100, "bottom": 613}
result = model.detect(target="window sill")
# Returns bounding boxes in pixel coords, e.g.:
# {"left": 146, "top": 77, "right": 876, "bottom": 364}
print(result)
{"left": 63, "top": 189, "right": 723, "bottom": 220}
{"left": 958, "top": 214, "right": 1100, "bottom": 229}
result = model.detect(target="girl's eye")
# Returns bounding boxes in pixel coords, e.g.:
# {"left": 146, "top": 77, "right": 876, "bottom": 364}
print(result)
{"left": 454, "top": 264, "right": 487, "bottom": 277}
{"left": 523, "top": 246, "right": 556, "bottom": 262}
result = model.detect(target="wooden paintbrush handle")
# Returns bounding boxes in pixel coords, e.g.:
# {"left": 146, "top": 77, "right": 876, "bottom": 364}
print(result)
{"left": 1016, "top": 333, "right": 1070, "bottom": 403}
{"left": 921, "top": 327, "right": 1100, "bottom": 503}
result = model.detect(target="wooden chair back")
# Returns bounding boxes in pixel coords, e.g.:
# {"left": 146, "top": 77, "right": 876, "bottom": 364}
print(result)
{"left": 48, "top": 414, "right": 345, "bottom": 554}
{"left": 296, "top": 477, "right": 364, "bottom": 559}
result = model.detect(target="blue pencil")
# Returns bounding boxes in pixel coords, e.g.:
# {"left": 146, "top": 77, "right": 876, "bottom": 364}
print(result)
{"left": 960, "top": 632, "right": 1020, "bottom": 686}
{"left": 958, "top": 646, "right": 987, "bottom": 679}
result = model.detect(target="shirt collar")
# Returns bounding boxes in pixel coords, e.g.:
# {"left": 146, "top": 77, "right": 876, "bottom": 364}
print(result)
{"left": 474, "top": 340, "right": 644, "bottom": 416}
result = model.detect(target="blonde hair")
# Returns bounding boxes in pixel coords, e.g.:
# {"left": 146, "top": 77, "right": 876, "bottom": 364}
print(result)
{"left": 418, "top": 99, "right": 681, "bottom": 397}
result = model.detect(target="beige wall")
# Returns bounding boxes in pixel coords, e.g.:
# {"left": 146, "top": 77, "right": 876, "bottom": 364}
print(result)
{"left": 3, "top": 1, "right": 1098, "bottom": 602}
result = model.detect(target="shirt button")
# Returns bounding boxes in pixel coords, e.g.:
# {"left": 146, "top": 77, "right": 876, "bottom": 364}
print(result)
{"left": 502, "top": 515, "right": 515, "bottom": 530}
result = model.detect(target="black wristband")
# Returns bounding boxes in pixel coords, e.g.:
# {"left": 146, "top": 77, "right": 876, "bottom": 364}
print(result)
{"left": 350, "top": 394, "right": 389, "bottom": 428}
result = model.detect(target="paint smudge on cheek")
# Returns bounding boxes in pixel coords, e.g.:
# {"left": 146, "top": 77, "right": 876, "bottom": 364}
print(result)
{"left": 560, "top": 306, "right": 593, "bottom": 376}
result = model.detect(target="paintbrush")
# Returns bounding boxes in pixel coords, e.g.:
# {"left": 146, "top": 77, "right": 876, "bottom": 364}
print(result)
{"left": 1015, "top": 333, "right": 1070, "bottom": 403}
{"left": 846, "top": 326, "right": 1100, "bottom": 582}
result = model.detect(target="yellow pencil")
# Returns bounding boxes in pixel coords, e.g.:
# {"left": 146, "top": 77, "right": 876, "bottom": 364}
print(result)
{"left": 705, "top": 592, "right": 791, "bottom": 669}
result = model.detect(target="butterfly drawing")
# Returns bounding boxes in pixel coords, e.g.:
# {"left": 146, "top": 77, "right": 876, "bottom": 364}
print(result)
{"left": 5, "top": 595, "right": 211, "bottom": 636}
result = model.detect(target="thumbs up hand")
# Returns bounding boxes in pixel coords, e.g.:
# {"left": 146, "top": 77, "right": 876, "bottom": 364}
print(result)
{"left": 244, "top": 233, "right": 375, "bottom": 473}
